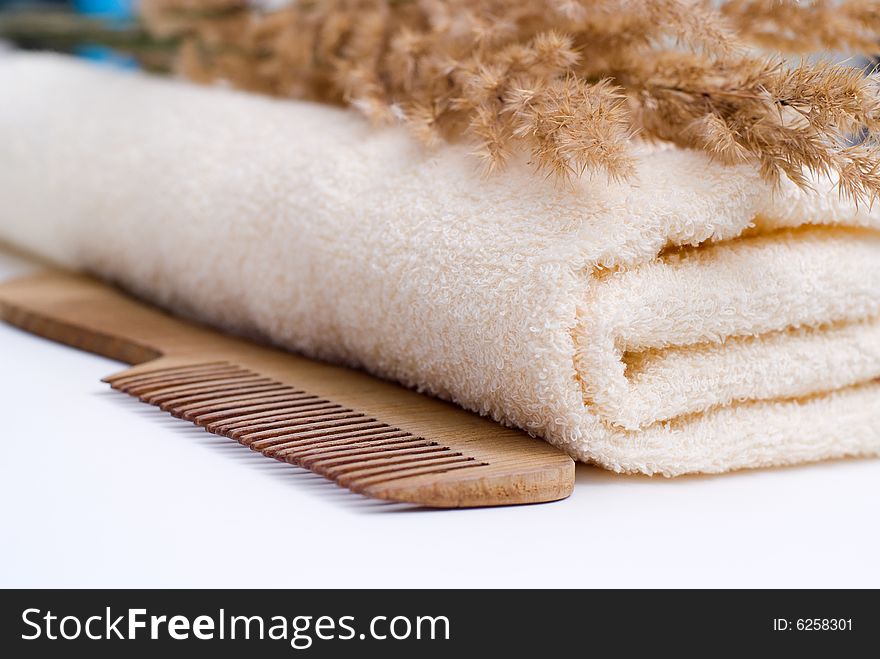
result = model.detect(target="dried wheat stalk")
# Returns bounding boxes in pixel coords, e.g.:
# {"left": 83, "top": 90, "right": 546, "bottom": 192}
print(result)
{"left": 141, "top": 0, "right": 880, "bottom": 203}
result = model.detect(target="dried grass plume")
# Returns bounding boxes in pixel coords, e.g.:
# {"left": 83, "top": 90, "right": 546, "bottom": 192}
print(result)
{"left": 141, "top": 0, "right": 880, "bottom": 203}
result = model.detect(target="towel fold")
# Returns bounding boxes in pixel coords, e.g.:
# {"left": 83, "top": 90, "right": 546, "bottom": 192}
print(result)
{"left": 577, "top": 227, "right": 880, "bottom": 430}
{"left": 1, "top": 54, "right": 878, "bottom": 475}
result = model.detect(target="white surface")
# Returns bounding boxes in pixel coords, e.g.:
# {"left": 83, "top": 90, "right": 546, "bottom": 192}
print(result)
{"left": 0, "top": 249, "right": 878, "bottom": 589}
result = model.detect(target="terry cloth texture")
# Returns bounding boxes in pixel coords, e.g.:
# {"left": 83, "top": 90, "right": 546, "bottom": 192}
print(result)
{"left": 1, "top": 53, "right": 878, "bottom": 476}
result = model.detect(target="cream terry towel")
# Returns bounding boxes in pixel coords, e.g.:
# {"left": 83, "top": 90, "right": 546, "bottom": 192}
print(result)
{"left": 1, "top": 54, "right": 878, "bottom": 475}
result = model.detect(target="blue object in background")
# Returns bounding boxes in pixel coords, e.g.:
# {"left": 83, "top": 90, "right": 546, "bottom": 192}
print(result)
{"left": 76, "top": 43, "right": 138, "bottom": 68}
{"left": 74, "top": 0, "right": 138, "bottom": 68}
{"left": 74, "top": 0, "right": 134, "bottom": 20}
{"left": 0, "top": 0, "right": 140, "bottom": 68}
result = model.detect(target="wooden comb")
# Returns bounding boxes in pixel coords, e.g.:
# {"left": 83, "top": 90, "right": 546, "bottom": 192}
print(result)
{"left": 0, "top": 271, "right": 574, "bottom": 507}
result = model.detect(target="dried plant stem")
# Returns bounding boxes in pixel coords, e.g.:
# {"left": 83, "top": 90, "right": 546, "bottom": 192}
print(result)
{"left": 38, "top": 0, "right": 880, "bottom": 203}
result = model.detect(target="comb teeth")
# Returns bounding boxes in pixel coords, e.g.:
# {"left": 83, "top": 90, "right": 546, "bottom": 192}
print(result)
{"left": 192, "top": 396, "right": 322, "bottom": 423}
{"left": 120, "top": 369, "right": 251, "bottom": 395}
{"left": 177, "top": 390, "right": 309, "bottom": 419}
{"left": 108, "top": 362, "right": 487, "bottom": 498}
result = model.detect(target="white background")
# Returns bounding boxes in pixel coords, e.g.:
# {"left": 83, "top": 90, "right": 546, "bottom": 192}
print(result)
{"left": 1, "top": 247, "right": 877, "bottom": 588}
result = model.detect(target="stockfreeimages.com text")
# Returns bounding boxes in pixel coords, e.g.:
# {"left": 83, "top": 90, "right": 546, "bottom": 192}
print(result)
{"left": 21, "top": 607, "right": 450, "bottom": 649}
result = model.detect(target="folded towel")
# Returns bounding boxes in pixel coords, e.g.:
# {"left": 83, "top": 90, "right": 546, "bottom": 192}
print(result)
{"left": 1, "top": 54, "right": 878, "bottom": 475}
